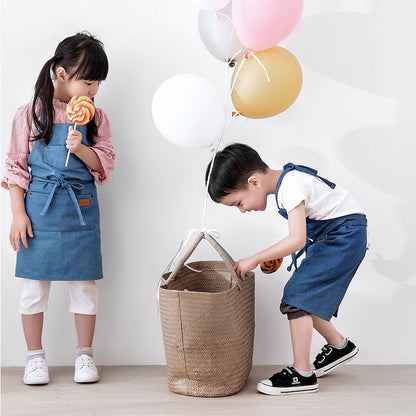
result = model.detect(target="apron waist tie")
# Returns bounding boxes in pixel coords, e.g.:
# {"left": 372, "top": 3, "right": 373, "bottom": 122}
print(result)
{"left": 37, "top": 176, "right": 88, "bottom": 226}
{"left": 287, "top": 239, "right": 313, "bottom": 272}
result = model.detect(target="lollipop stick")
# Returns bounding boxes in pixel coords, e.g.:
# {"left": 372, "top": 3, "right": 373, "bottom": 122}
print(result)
{"left": 64, "top": 123, "right": 77, "bottom": 167}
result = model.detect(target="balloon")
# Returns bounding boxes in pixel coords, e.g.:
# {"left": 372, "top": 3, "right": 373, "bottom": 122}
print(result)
{"left": 231, "top": 46, "right": 303, "bottom": 119}
{"left": 189, "top": 0, "right": 231, "bottom": 11}
{"left": 232, "top": 0, "right": 303, "bottom": 51}
{"left": 152, "top": 74, "right": 225, "bottom": 149}
{"left": 198, "top": 3, "right": 247, "bottom": 65}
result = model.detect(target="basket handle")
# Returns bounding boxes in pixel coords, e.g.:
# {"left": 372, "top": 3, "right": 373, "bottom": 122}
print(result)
{"left": 162, "top": 231, "right": 238, "bottom": 286}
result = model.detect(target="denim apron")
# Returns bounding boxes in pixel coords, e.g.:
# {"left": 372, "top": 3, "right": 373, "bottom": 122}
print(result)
{"left": 275, "top": 163, "right": 367, "bottom": 321}
{"left": 16, "top": 123, "right": 103, "bottom": 281}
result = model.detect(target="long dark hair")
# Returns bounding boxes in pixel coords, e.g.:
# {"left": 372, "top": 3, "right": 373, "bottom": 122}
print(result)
{"left": 205, "top": 143, "right": 269, "bottom": 203}
{"left": 31, "top": 32, "right": 109, "bottom": 145}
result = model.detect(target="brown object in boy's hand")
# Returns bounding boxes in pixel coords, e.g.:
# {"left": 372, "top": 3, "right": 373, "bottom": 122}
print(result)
{"left": 260, "top": 258, "right": 283, "bottom": 274}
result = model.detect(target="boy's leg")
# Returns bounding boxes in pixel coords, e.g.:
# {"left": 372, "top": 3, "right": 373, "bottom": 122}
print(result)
{"left": 311, "top": 315, "right": 343, "bottom": 346}
{"left": 257, "top": 315, "right": 318, "bottom": 395}
{"left": 311, "top": 315, "right": 359, "bottom": 377}
{"left": 290, "top": 315, "right": 313, "bottom": 371}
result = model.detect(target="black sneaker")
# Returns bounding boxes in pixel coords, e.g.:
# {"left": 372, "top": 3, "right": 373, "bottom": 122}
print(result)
{"left": 312, "top": 338, "right": 359, "bottom": 377}
{"left": 257, "top": 366, "right": 318, "bottom": 395}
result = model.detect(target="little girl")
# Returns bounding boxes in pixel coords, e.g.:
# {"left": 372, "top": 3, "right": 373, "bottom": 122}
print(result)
{"left": 2, "top": 32, "right": 115, "bottom": 385}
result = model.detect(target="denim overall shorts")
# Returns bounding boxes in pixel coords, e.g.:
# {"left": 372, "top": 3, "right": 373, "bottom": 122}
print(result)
{"left": 16, "top": 123, "right": 103, "bottom": 281}
{"left": 275, "top": 163, "right": 367, "bottom": 321}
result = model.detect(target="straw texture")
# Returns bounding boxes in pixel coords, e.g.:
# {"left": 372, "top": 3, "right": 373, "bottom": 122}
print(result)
{"left": 159, "top": 232, "right": 255, "bottom": 397}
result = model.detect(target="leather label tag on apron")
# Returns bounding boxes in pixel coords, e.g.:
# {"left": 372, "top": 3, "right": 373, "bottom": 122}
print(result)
{"left": 78, "top": 199, "right": 90, "bottom": 207}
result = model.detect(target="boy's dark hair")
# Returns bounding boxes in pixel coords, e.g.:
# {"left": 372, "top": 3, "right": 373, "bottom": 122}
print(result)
{"left": 205, "top": 143, "right": 269, "bottom": 203}
{"left": 31, "top": 31, "right": 109, "bottom": 145}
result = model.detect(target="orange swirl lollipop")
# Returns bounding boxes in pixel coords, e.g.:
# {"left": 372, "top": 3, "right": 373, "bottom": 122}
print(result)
{"left": 65, "top": 95, "right": 95, "bottom": 166}
{"left": 66, "top": 95, "right": 95, "bottom": 125}
{"left": 260, "top": 258, "right": 283, "bottom": 274}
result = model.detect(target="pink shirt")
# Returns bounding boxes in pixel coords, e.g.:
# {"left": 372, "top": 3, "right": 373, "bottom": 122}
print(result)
{"left": 2, "top": 98, "right": 115, "bottom": 191}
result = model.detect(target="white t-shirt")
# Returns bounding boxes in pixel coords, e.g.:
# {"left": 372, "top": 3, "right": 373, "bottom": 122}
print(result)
{"left": 277, "top": 170, "right": 365, "bottom": 220}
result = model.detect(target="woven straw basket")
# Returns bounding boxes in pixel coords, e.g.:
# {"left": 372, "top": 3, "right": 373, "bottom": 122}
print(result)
{"left": 159, "top": 232, "right": 255, "bottom": 397}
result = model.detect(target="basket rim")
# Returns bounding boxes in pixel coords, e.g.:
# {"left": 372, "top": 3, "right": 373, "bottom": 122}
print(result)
{"left": 159, "top": 261, "right": 254, "bottom": 295}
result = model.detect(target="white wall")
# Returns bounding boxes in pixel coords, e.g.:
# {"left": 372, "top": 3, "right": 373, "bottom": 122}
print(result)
{"left": 1, "top": 0, "right": 415, "bottom": 366}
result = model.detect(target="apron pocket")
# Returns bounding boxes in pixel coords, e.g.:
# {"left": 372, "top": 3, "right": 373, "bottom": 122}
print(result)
{"left": 25, "top": 190, "right": 99, "bottom": 232}
{"left": 25, "top": 190, "right": 62, "bottom": 231}
{"left": 60, "top": 192, "right": 100, "bottom": 231}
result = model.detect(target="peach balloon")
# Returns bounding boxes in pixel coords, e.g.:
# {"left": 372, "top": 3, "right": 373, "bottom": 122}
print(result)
{"left": 231, "top": 46, "right": 303, "bottom": 119}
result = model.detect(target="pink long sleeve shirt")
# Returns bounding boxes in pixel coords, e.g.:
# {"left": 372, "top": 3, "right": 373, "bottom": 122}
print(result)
{"left": 2, "top": 98, "right": 115, "bottom": 191}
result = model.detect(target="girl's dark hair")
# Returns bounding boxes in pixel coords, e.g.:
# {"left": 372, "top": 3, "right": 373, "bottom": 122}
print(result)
{"left": 205, "top": 143, "right": 269, "bottom": 203}
{"left": 31, "top": 31, "right": 109, "bottom": 145}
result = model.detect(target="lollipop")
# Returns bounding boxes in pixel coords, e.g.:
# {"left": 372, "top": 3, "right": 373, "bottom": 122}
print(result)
{"left": 64, "top": 95, "right": 95, "bottom": 167}
{"left": 260, "top": 258, "right": 283, "bottom": 274}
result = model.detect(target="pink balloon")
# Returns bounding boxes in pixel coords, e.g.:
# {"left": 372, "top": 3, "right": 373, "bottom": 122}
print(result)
{"left": 232, "top": 0, "right": 303, "bottom": 51}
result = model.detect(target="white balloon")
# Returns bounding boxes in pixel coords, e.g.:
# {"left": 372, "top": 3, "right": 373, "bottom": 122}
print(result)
{"left": 198, "top": 3, "right": 247, "bottom": 65}
{"left": 152, "top": 74, "right": 225, "bottom": 149}
{"left": 188, "top": 0, "right": 231, "bottom": 11}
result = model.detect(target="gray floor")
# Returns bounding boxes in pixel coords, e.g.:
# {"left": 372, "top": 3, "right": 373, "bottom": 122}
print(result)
{"left": 2, "top": 365, "right": 416, "bottom": 415}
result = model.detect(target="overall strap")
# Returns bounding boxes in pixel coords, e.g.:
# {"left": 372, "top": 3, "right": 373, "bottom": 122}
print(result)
{"left": 275, "top": 163, "right": 336, "bottom": 214}
{"left": 283, "top": 163, "right": 336, "bottom": 189}
{"left": 275, "top": 163, "right": 337, "bottom": 271}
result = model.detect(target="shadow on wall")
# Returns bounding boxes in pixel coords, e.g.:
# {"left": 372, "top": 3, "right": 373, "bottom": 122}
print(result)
{"left": 286, "top": 3, "right": 416, "bottom": 290}
{"left": 285, "top": 3, "right": 416, "bottom": 97}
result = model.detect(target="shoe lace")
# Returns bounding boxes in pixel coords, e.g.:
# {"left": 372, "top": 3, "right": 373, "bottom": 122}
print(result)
{"left": 27, "top": 358, "right": 47, "bottom": 372}
{"left": 77, "top": 355, "right": 95, "bottom": 369}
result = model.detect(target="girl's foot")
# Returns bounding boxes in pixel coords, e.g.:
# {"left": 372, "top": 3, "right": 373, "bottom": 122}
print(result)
{"left": 24, "top": 357, "right": 49, "bottom": 385}
{"left": 74, "top": 354, "right": 99, "bottom": 383}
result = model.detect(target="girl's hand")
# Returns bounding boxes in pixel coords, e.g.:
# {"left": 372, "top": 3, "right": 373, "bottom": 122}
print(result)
{"left": 234, "top": 256, "right": 259, "bottom": 279}
{"left": 66, "top": 126, "right": 83, "bottom": 154}
{"left": 10, "top": 212, "right": 33, "bottom": 251}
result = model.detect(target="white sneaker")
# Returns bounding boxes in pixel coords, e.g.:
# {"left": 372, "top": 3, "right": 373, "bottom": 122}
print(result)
{"left": 74, "top": 354, "right": 99, "bottom": 383}
{"left": 24, "top": 357, "right": 49, "bottom": 385}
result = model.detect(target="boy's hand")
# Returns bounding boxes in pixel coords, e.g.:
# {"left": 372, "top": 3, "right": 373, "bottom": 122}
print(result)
{"left": 10, "top": 212, "right": 33, "bottom": 251}
{"left": 66, "top": 126, "right": 83, "bottom": 154}
{"left": 234, "top": 256, "right": 259, "bottom": 279}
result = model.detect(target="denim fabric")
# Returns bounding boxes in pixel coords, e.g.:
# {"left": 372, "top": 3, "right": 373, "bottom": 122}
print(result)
{"left": 16, "top": 123, "right": 102, "bottom": 281}
{"left": 275, "top": 164, "right": 367, "bottom": 321}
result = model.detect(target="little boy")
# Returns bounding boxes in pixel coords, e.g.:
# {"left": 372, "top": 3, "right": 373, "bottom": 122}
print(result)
{"left": 205, "top": 143, "right": 367, "bottom": 395}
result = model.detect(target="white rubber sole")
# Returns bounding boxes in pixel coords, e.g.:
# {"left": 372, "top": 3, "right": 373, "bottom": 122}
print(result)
{"left": 23, "top": 377, "right": 49, "bottom": 385}
{"left": 74, "top": 373, "right": 99, "bottom": 383}
{"left": 257, "top": 381, "right": 319, "bottom": 395}
{"left": 314, "top": 347, "right": 359, "bottom": 378}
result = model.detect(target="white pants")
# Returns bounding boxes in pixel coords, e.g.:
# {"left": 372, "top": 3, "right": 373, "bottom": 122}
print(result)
{"left": 19, "top": 279, "right": 98, "bottom": 315}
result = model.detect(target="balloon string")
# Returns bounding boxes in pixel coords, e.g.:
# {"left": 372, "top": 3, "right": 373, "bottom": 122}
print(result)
{"left": 249, "top": 51, "right": 270, "bottom": 82}
{"left": 230, "top": 51, "right": 271, "bottom": 96}
{"left": 230, "top": 57, "right": 246, "bottom": 95}
{"left": 217, "top": 12, "right": 232, "bottom": 24}
{"left": 215, "top": 12, "right": 237, "bottom": 66}
{"left": 202, "top": 12, "right": 242, "bottom": 230}
{"left": 202, "top": 112, "right": 239, "bottom": 230}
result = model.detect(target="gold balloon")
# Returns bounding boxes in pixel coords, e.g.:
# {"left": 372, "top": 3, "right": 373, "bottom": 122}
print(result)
{"left": 231, "top": 46, "right": 303, "bottom": 119}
